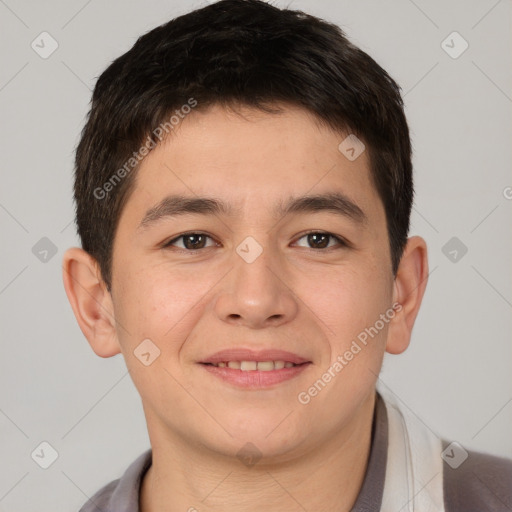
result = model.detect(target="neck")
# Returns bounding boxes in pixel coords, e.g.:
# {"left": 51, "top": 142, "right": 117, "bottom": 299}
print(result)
{"left": 141, "top": 391, "right": 376, "bottom": 512}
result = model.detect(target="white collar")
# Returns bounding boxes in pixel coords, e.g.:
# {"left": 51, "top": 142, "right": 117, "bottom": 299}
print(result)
{"left": 378, "top": 381, "right": 445, "bottom": 512}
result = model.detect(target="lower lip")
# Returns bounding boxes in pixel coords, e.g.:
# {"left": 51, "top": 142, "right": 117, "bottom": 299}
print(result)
{"left": 199, "top": 363, "right": 311, "bottom": 388}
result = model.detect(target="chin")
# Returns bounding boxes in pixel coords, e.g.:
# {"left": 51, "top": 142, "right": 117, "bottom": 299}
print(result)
{"left": 210, "top": 413, "right": 309, "bottom": 461}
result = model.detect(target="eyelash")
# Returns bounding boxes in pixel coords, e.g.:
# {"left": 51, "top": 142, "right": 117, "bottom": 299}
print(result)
{"left": 162, "top": 231, "right": 349, "bottom": 252}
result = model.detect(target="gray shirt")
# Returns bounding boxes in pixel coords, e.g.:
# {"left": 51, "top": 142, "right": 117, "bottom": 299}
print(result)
{"left": 79, "top": 392, "right": 512, "bottom": 511}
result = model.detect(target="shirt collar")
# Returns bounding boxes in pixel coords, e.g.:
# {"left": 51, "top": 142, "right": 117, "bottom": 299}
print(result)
{"left": 350, "top": 390, "right": 388, "bottom": 511}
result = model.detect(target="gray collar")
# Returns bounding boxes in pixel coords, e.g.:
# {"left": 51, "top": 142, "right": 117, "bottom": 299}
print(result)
{"left": 351, "top": 391, "right": 388, "bottom": 511}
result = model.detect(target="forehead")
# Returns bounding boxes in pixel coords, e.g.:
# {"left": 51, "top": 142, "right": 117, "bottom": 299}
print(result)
{"left": 120, "top": 104, "right": 384, "bottom": 230}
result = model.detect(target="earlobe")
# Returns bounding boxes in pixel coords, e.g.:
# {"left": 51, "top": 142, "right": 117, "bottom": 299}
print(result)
{"left": 62, "top": 247, "right": 121, "bottom": 358}
{"left": 386, "top": 236, "right": 429, "bottom": 355}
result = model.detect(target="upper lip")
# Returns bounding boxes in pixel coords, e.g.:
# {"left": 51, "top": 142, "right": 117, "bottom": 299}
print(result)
{"left": 200, "top": 348, "right": 310, "bottom": 365}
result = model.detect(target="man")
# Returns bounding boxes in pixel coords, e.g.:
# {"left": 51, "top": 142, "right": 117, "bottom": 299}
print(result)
{"left": 62, "top": 1, "right": 512, "bottom": 510}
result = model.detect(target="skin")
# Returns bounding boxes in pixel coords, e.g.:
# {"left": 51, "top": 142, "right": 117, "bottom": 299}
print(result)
{"left": 62, "top": 104, "right": 428, "bottom": 512}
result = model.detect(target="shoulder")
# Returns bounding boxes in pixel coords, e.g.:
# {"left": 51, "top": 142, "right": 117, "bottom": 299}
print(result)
{"left": 443, "top": 442, "right": 512, "bottom": 512}
{"left": 79, "top": 479, "right": 120, "bottom": 512}
{"left": 78, "top": 449, "right": 152, "bottom": 512}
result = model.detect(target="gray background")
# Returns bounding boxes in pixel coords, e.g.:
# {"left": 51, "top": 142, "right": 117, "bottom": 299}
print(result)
{"left": 0, "top": 0, "right": 511, "bottom": 510}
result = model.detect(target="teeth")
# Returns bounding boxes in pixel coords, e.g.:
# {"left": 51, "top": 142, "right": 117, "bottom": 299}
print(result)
{"left": 210, "top": 360, "right": 299, "bottom": 371}
{"left": 240, "top": 361, "right": 257, "bottom": 371}
{"left": 255, "top": 361, "right": 274, "bottom": 371}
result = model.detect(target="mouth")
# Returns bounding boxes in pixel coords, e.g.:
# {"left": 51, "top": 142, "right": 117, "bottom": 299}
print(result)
{"left": 199, "top": 348, "right": 310, "bottom": 366}
{"left": 198, "top": 349, "right": 312, "bottom": 388}
{"left": 201, "top": 360, "right": 305, "bottom": 370}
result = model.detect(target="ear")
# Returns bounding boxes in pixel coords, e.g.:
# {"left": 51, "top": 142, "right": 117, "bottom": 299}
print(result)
{"left": 62, "top": 247, "right": 121, "bottom": 358}
{"left": 386, "top": 236, "right": 429, "bottom": 355}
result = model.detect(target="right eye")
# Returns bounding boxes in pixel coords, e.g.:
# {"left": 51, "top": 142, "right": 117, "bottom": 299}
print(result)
{"left": 162, "top": 232, "right": 218, "bottom": 251}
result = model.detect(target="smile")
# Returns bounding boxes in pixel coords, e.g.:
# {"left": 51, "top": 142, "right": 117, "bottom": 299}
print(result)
{"left": 205, "top": 360, "right": 299, "bottom": 370}
{"left": 199, "top": 361, "right": 311, "bottom": 388}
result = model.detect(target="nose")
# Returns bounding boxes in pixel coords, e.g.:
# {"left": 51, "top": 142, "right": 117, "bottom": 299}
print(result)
{"left": 213, "top": 240, "right": 299, "bottom": 329}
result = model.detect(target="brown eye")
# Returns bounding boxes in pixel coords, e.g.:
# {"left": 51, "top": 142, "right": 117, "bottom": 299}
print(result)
{"left": 182, "top": 234, "right": 207, "bottom": 250}
{"left": 164, "top": 233, "right": 216, "bottom": 250}
{"left": 295, "top": 232, "right": 347, "bottom": 250}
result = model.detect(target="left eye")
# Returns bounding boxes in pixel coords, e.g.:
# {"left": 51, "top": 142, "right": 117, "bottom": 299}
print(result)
{"left": 294, "top": 232, "right": 346, "bottom": 250}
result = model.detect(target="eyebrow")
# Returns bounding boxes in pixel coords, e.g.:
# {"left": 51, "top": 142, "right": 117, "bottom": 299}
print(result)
{"left": 137, "top": 192, "right": 368, "bottom": 231}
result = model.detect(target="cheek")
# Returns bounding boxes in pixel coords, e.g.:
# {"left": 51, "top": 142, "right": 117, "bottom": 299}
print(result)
{"left": 112, "top": 266, "right": 211, "bottom": 403}
{"left": 113, "top": 262, "right": 219, "bottom": 356}
{"left": 315, "top": 263, "right": 392, "bottom": 357}
{"left": 307, "top": 273, "right": 390, "bottom": 410}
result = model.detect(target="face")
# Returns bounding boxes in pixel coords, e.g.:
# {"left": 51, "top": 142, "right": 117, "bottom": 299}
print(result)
{"left": 109, "top": 104, "right": 396, "bottom": 461}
